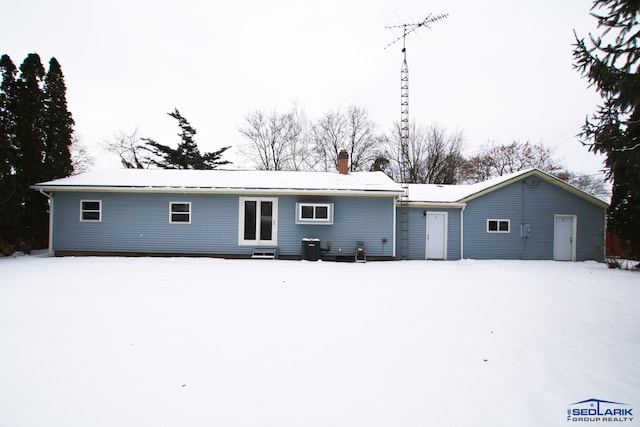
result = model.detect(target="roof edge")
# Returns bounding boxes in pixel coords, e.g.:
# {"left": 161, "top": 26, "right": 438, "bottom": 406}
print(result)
{"left": 399, "top": 201, "right": 466, "bottom": 209}
{"left": 31, "top": 184, "right": 404, "bottom": 197}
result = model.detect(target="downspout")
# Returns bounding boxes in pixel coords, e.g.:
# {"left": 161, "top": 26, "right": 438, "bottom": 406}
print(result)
{"left": 392, "top": 196, "right": 397, "bottom": 258}
{"left": 603, "top": 209, "right": 608, "bottom": 262}
{"left": 38, "top": 189, "right": 54, "bottom": 256}
{"left": 460, "top": 203, "right": 466, "bottom": 260}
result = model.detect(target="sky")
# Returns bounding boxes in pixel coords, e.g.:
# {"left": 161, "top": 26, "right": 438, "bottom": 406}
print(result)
{"left": 2, "top": 0, "right": 607, "bottom": 175}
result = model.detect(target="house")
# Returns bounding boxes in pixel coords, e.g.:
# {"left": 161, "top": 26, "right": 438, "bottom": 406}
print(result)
{"left": 32, "top": 154, "right": 404, "bottom": 260}
{"left": 398, "top": 168, "right": 608, "bottom": 261}
{"left": 33, "top": 163, "right": 608, "bottom": 261}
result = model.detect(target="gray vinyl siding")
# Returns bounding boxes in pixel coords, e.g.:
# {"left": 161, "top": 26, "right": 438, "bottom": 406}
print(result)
{"left": 51, "top": 192, "right": 396, "bottom": 258}
{"left": 277, "top": 196, "right": 395, "bottom": 258}
{"left": 462, "top": 177, "right": 605, "bottom": 261}
{"left": 52, "top": 192, "right": 239, "bottom": 255}
{"left": 48, "top": 175, "right": 605, "bottom": 261}
{"left": 398, "top": 207, "right": 462, "bottom": 260}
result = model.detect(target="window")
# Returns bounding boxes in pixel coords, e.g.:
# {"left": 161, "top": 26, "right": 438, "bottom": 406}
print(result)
{"left": 296, "top": 203, "right": 333, "bottom": 225}
{"left": 239, "top": 197, "right": 278, "bottom": 245}
{"left": 487, "top": 219, "right": 510, "bottom": 233}
{"left": 80, "top": 200, "right": 101, "bottom": 222}
{"left": 170, "top": 202, "right": 191, "bottom": 224}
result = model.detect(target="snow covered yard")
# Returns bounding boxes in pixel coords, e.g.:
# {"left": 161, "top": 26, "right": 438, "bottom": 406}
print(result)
{"left": 0, "top": 256, "right": 638, "bottom": 427}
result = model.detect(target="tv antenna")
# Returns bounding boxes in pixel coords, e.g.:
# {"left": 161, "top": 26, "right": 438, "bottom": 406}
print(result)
{"left": 385, "top": 13, "right": 448, "bottom": 180}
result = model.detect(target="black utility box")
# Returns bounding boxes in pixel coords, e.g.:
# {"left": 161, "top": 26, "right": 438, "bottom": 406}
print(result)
{"left": 355, "top": 241, "right": 366, "bottom": 262}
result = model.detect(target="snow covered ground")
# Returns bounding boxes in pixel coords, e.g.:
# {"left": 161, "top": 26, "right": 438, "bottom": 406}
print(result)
{"left": 1, "top": 256, "right": 638, "bottom": 427}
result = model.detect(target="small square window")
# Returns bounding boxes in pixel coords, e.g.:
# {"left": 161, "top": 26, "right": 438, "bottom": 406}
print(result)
{"left": 170, "top": 202, "right": 191, "bottom": 224}
{"left": 487, "top": 219, "right": 510, "bottom": 233}
{"left": 80, "top": 200, "right": 101, "bottom": 222}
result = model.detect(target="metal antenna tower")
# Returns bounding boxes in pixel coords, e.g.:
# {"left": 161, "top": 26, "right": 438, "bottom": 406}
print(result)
{"left": 385, "top": 13, "right": 447, "bottom": 260}
{"left": 385, "top": 13, "right": 448, "bottom": 181}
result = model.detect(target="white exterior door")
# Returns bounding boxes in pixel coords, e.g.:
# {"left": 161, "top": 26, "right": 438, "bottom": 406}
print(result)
{"left": 239, "top": 197, "right": 278, "bottom": 246}
{"left": 554, "top": 215, "right": 576, "bottom": 261}
{"left": 426, "top": 212, "right": 447, "bottom": 260}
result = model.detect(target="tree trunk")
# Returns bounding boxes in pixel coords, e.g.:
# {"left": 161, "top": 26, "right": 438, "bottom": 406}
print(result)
{"left": 0, "top": 237, "right": 15, "bottom": 256}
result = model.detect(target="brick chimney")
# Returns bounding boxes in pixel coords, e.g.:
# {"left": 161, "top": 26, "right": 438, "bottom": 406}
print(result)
{"left": 338, "top": 149, "right": 349, "bottom": 174}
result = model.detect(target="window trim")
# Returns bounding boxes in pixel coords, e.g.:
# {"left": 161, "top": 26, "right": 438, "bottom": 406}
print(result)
{"left": 487, "top": 219, "right": 510, "bottom": 233}
{"left": 80, "top": 200, "right": 102, "bottom": 222}
{"left": 170, "top": 201, "right": 192, "bottom": 224}
{"left": 295, "top": 202, "right": 334, "bottom": 225}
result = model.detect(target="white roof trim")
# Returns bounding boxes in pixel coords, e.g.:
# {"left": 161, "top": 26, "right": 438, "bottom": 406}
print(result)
{"left": 402, "top": 201, "right": 466, "bottom": 209}
{"left": 32, "top": 168, "right": 404, "bottom": 196}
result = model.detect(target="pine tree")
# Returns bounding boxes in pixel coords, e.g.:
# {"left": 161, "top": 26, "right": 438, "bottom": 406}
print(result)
{"left": 14, "top": 53, "right": 47, "bottom": 247}
{"left": 43, "top": 57, "right": 74, "bottom": 179}
{"left": 574, "top": 0, "right": 640, "bottom": 258}
{"left": 143, "top": 109, "right": 230, "bottom": 169}
{"left": 1, "top": 54, "right": 74, "bottom": 250}
{"left": 15, "top": 54, "right": 46, "bottom": 180}
{"left": 0, "top": 54, "right": 19, "bottom": 248}
{"left": 0, "top": 55, "right": 17, "bottom": 177}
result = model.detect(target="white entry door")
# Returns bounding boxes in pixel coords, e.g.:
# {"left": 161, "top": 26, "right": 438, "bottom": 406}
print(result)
{"left": 554, "top": 215, "right": 576, "bottom": 261}
{"left": 239, "top": 197, "right": 278, "bottom": 246}
{"left": 426, "top": 212, "right": 447, "bottom": 260}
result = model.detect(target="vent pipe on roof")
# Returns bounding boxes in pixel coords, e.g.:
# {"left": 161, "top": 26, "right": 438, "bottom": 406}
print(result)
{"left": 338, "top": 149, "right": 349, "bottom": 175}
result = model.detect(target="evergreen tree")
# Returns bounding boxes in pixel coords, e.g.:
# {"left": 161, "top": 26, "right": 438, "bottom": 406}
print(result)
{"left": 43, "top": 57, "right": 74, "bottom": 179}
{"left": 143, "top": 109, "right": 231, "bottom": 169}
{"left": 0, "top": 54, "right": 18, "bottom": 246}
{"left": 14, "top": 54, "right": 47, "bottom": 246}
{"left": 0, "top": 55, "right": 17, "bottom": 177}
{"left": 574, "top": 0, "right": 640, "bottom": 258}
{"left": 1, "top": 54, "right": 74, "bottom": 250}
{"left": 14, "top": 54, "right": 46, "bottom": 180}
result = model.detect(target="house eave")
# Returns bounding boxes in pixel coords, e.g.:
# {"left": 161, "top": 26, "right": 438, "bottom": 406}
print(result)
{"left": 398, "top": 201, "right": 466, "bottom": 209}
{"left": 31, "top": 185, "right": 404, "bottom": 197}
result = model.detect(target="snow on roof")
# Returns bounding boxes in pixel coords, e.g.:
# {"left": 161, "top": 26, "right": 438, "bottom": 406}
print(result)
{"left": 406, "top": 169, "right": 538, "bottom": 203}
{"left": 34, "top": 168, "right": 607, "bottom": 207}
{"left": 406, "top": 168, "right": 608, "bottom": 208}
{"left": 34, "top": 168, "right": 404, "bottom": 195}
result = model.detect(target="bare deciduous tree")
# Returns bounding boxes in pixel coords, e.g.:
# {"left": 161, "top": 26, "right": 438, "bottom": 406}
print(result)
{"left": 70, "top": 134, "right": 94, "bottom": 174}
{"left": 312, "top": 105, "right": 382, "bottom": 172}
{"left": 103, "top": 128, "right": 150, "bottom": 169}
{"left": 556, "top": 170, "right": 611, "bottom": 200}
{"left": 422, "top": 125, "right": 465, "bottom": 184}
{"left": 462, "top": 140, "right": 562, "bottom": 183}
{"left": 238, "top": 105, "right": 312, "bottom": 171}
{"left": 311, "top": 109, "right": 345, "bottom": 171}
{"left": 384, "top": 122, "right": 465, "bottom": 184}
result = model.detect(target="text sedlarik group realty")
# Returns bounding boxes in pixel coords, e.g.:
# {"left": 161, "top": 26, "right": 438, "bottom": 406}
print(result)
{"left": 567, "top": 399, "right": 634, "bottom": 423}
